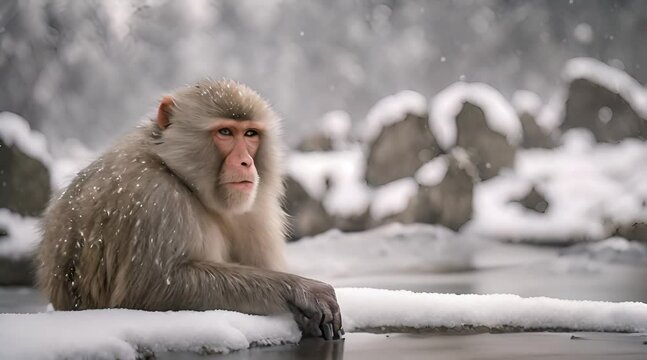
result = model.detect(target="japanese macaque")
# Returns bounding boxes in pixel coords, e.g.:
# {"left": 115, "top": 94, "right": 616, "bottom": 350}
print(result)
{"left": 37, "top": 79, "right": 342, "bottom": 340}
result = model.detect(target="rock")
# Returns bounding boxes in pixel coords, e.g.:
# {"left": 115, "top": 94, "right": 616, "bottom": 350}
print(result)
{"left": 519, "top": 112, "right": 558, "bottom": 149}
{"left": 614, "top": 221, "right": 647, "bottom": 243}
{"left": 297, "top": 133, "right": 334, "bottom": 152}
{"left": 365, "top": 113, "right": 441, "bottom": 186}
{"left": 0, "top": 255, "right": 34, "bottom": 286}
{"left": 283, "top": 176, "right": 334, "bottom": 240}
{"left": 375, "top": 153, "right": 475, "bottom": 231}
{"left": 0, "top": 138, "right": 52, "bottom": 216}
{"left": 334, "top": 210, "right": 370, "bottom": 233}
{"left": 455, "top": 102, "right": 516, "bottom": 180}
{"left": 296, "top": 111, "right": 352, "bottom": 152}
{"left": 513, "top": 185, "right": 549, "bottom": 214}
{"left": 562, "top": 78, "right": 647, "bottom": 142}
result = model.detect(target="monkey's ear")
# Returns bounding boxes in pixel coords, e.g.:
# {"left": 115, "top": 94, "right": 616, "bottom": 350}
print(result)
{"left": 157, "top": 96, "right": 175, "bottom": 130}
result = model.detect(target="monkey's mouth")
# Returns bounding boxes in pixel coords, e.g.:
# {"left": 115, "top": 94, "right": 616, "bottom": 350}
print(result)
{"left": 223, "top": 181, "right": 255, "bottom": 192}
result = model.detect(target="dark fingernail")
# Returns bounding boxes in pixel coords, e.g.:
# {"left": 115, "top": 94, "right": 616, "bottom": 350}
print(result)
{"left": 321, "top": 323, "right": 333, "bottom": 340}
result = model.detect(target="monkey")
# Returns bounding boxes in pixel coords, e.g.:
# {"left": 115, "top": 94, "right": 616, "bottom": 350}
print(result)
{"left": 36, "top": 79, "right": 342, "bottom": 340}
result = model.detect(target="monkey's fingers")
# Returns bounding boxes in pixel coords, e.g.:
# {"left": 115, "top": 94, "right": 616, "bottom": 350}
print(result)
{"left": 320, "top": 323, "right": 333, "bottom": 341}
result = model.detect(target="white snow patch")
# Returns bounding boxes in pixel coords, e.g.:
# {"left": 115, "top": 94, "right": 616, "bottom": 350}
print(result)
{"left": 320, "top": 110, "right": 352, "bottom": 143}
{"left": 415, "top": 156, "right": 449, "bottom": 187}
{"left": 0, "top": 112, "right": 51, "bottom": 167}
{"left": 464, "top": 130, "right": 647, "bottom": 243}
{"left": 363, "top": 90, "right": 427, "bottom": 143}
{"left": 0, "top": 209, "right": 40, "bottom": 258}
{"left": 338, "top": 288, "right": 647, "bottom": 333}
{"left": 563, "top": 57, "right": 647, "bottom": 118}
{"left": 3, "top": 289, "right": 647, "bottom": 359}
{"left": 370, "top": 178, "right": 418, "bottom": 220}
{"left": 287, "top": 223, "right": 475, "bottom": 277}
{"left": 288, "top": 149, "right": 371, "bottom": 217}
{"left": 512, "top": 90, "right": 543, "bottom": 116}
{"left": 430, "top": 82, "right": 522, "bottom": 149}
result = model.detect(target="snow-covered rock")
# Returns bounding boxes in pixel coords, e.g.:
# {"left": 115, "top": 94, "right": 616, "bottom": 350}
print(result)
{"left": 297, "top": 111, "right": 353, "bottom": 152}
{"left": 283, "top": 175, "right": 334, "bottom": 240}
{"left": 561, "top": 57, "right": 647, "bottom": 142}
{"left": 361, "top": 90, "right": 441, "bottom": 187}
{"left": 513, "top": 90, "right": 558, "bottom": 149}
{"left": 465, "top": 131, "right": 647, "bottom": 243}
{"left": 0, "top": 112, "right": 52, "bottom": 216}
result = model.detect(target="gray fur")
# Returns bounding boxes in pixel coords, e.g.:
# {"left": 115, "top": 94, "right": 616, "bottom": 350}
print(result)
{"left": 36, "top": 79, "right": 341, "bottom": 337}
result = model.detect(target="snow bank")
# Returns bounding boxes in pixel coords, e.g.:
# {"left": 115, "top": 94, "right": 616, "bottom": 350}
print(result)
{"left": 369, "top": 178, "right": 418, "bottom": 220}
{"left": 288, "top": 149, "right": 371, "bottom": 217}
{"left": 563, "top": 57, "right": 647, "bottom": 118}
{"left": 0, "top": 112, "right": 51, "bottom": 167}
{"left": 0, "top": 209, "right": 41, "bottom": 258}
{"left": 338, "top": 288, "right": 647, "bottom": 333}
{"left": 415, "top": 156, "right": 449, "bottom": 187}
{"left": 0, "top": 310, "right": 299, "bottom": 360}
{"left": 430, "top": 82, "right": 522, "bottom": 149}
{"left": 363, "top": 90, "right": 427, "bottom": 143}
{"left": 287, "top": 223, "right": 475, "bottom": 277}
{"left": 465, "top": 130, "right": 647, "bottom": 243}
{"left": 3, "top": 288, "right": 647, "bottom": 359}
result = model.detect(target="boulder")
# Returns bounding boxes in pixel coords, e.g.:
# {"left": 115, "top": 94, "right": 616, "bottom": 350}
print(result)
{"left": 0, "top": 255, "right": 34, "bottom": 286}
{"left": 0, "top": 138, "right": 52, "bottom": 216}
{"left": 513, "top": 185, "right": 549, "bottom": 214}
{"left": 562, "top": 78, "right": 647, "bottom": 142}
{"left": 283, "top": 176, "right": 334, "bottom": 240}
{"left": 455, "top": 102, "right": 516, "bottom": 180}
{"left": 519, "top": 112, "right": 558, "bottom": 149}
{"left": 375, "top": 153, "right": 475, "bottom": 231}
{"left": 365, "top": 113, "right": 441, "bottom": 186}
{"left": 614, "top": 221, "right": 647, "bottom": 243}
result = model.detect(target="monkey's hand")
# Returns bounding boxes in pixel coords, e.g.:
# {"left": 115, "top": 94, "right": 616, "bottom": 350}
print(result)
{"left": 287, "top": 276, "right": 343, "bottom": 341}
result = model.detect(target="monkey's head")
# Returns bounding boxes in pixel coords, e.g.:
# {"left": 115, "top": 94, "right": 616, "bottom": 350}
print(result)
{"left": 152, "top": 79, "right": 283, "bottom": 214}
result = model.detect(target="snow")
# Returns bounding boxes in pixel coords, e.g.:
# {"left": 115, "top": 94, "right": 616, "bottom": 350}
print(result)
{"left": 465, "top": 130, "right": 647, "bottom": 243}
{"left": 369, "top": 177, "right": 418, "bottom": 221}
{"left": 0, "top": 112, "right": 52, "bottom": 167}
{"left": 430, "top": 82, "right": 522, "bottom": 149}
{"left": 414, "top": 156, "right": 449, "bottom": 187}
{"left": 363, "top": 90, "right": 427, "bottom": 143}
{"left": 573, "top": 23, "right": 594, "bottom": 44}
{"left": 320, "top": 110, "right": 352, "bottom": 143}
{"left": 288, "top": 149, "right": 371, "bottom": 217}
{"left": 0, "top": 209, "right": 41, "bottom": 259}
{"left": 512, "top": 90, "right": 543, "bottom": 116}
{"left": 287, "top": 223, "right": 475, "bottom": 278}
{"left": 3, "top": 288, "right": 647, "bottom": 359}
{"left": 562, "top": 57, "right": 647, "bottom": 118}
{"left": 563, "top": 237, "right": 647, "bottom": 266}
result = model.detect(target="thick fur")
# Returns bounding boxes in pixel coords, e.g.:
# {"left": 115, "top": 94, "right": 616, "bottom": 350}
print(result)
{"left": 36, "top": 80, "right": 341, "bottom": 336}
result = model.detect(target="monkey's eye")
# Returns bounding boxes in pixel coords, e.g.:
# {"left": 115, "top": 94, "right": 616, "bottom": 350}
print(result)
{"left": 244, "top": 129, "right": 259, "bottom": 137}
{"left": 218, "top": 128, "right": 232, "bottom": 136}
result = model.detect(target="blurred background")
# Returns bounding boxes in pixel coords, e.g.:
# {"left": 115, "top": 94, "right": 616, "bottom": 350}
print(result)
{"left": 1, "top": 0, "right": 647, "bottom": 311}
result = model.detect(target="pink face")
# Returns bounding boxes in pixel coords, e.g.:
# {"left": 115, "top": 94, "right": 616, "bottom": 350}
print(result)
{"left": 211, "top": 119, "right": 264, "bottom": 195}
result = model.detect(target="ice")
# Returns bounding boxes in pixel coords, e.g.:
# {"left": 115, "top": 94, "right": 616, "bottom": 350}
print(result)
{"left": 363, "top": 90, "right": 427, "bottom": 143}
{"left": 430, "top": 82, "right": 522, "bottom": 149}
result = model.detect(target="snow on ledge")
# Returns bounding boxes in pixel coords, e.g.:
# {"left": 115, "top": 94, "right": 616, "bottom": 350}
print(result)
{"left": 3, "top": 289, "right": 647, "bottom": 359}
{"left": 563, "top": 57, "right": 647, "bottom": 118}
{"left": 512, "top": 90, "right": 543, "bottom": 117}
{"left": 430, "top": 82, "right": 522, "bottom": 149}
{"left": 0, "top": 112, "right": 51, "bottom": 166}
{"left": 363, "top": 90, "right": 428, "bottom": 143}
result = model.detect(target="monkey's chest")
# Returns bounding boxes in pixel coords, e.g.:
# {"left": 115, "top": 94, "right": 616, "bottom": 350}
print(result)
{"left": 199, "top": 221, "right": 232, "bottom": 263}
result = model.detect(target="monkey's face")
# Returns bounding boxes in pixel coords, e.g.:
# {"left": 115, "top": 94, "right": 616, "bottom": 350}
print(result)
{"left": 212, "top": 119, "right": 264, "bottom": 213}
